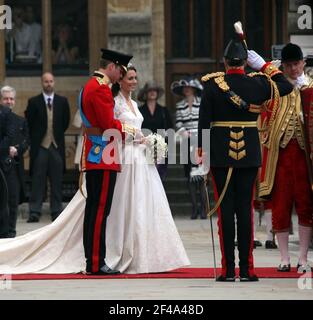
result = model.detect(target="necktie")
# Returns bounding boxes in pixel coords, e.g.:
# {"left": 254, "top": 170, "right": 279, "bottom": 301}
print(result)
{"left": 47, "top": 97, "right": 52, "bottom": 111}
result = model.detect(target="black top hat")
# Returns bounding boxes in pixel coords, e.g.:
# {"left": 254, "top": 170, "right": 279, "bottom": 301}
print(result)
{"left": 281, "top": 43, "right": 303, "bottom": 62}
{"left": 101, "top": 49, "right": 133, "bottom": 70}
{"left": 224, "top": 34, "right": 247, "bottom": 62}
{"left": 137, "top": 81, "right": 164, "bottom": 102}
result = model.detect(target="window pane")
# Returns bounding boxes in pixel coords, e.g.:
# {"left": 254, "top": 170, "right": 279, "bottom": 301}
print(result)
{"left": 223, "top": 0, "right": 242, "bottom": 49}
{"left": 275, "top": 0, "right": 284, "bottom": 43}
{"left": 52, "top": 0, "right": 88, "bottom": 75}
{"left": 194, "top": 0, "right": 212, "bottom": 57}
{"left": 171, "top": 0, "right": 189, "bottom": 58}
{"left": 5, "top": 0, "right": 42, "bottom": 75}
{"left": 246, "top": 0, "right": 265, "bottom": 56}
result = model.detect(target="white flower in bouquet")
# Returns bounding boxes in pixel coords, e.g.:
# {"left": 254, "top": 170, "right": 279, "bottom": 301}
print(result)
{"left": 145, "top": 133, "right": 168, "bottom": 164}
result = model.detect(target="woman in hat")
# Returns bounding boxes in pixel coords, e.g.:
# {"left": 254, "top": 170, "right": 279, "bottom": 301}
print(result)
{"left": 138, "top": 81, "right": 173, "bottom": 181}
{"left": 172, "top": 77, "right": 207, "bottom": 219}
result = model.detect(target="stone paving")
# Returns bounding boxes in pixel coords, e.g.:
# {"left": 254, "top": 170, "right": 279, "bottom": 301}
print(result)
{"left": 0, "top": 204, "right": 312, "bottom": 300}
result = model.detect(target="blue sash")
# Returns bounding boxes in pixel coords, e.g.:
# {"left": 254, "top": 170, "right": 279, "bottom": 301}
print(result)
{"left": 78, "top": 88, "right": 108, "bottom": 164}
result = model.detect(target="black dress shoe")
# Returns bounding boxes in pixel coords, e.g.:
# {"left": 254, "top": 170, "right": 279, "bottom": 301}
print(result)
{"left": 87, "top": 264, "right": 121, "bottom": 275}
{"left": 277, "top": 263, "right": 291, "bottom": 272}
{"left": 200, "top": 210, "right": 207, "bottom": 220}
{"left": 265, "top": 240, "right": 278, "bottom": 249}
{"left": 216, "top": 270, "right": 236, "bottom": 282}
{"left": 7, "top": 233, "right": 16, "bottom": 238}
{"left": 190, "top": 210, "right": 198, "bottom": 220}
{"left": 27, "top": 215, "right": 40, "bottom": 223}
{"left": 239, "top": 274, "right": 259, "bottom": 282}
{"left": 254, "top": 240, "right": 262, "bottom": 248}
{"left": 216, "top": 274, "right": 236, "bottom": 282}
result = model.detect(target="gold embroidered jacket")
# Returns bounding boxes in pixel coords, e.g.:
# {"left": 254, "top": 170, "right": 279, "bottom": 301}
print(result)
{"left": 259, "top": 76, "right": 313, "bottom": 197}
{"left": 198, "top": 67, "right": 293, "bottom": 168}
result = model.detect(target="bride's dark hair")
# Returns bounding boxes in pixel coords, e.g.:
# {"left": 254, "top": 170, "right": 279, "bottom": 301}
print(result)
{"left": 111, "top": 64, "right": 137, "bottom": 97}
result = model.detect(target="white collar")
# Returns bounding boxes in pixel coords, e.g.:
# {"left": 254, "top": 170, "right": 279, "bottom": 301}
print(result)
{"left": 43, "top": 92, "right": 55, "bottom": 104}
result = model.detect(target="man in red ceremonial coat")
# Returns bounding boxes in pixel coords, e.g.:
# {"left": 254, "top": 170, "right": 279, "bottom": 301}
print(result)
{"left": 259, "top": 43, "right": 313, "bottom": 273}
{"left": 80, "top": 49, "right": 134, "bottom": 275}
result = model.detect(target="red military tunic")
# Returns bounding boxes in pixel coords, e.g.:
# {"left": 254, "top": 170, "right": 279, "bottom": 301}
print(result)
{"left": 81, "top": 72, "right": 123, "bottom": 172}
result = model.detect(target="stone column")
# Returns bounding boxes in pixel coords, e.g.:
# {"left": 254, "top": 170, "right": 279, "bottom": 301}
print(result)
{"left": 88, "top": 0, "right": 108, "bottom": 73}
{"left": 151, "top": 0, "right": 165, "bottom": 104}
{"left": 42, "top": 0, "right": 52, "bottom": 73}
{"left": 0, "top": 0, "right": 5, "bottom": 82}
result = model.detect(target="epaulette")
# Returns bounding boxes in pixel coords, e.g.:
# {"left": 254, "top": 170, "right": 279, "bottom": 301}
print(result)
{"left": 201, "top": 72, "right": 225, "bottom": 82}
{"left": 93, "top": 71, "right": 110, "bottom": 86}
{"left": 247, "top": 72, "right": 266, "bottom": 78}
{"left": 95, "top": 76, "right": 109, "bottom": 86}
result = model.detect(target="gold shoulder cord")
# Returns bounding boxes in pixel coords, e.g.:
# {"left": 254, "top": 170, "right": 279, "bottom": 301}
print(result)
{"left": 201, "top": 72, "right": 225, "bottom": 82}
{"left": 263, "top": 78, "right": 280, "bottom": 140}
{"left": 214, "top": 76, "right": 230, "bottom": 92}
{"left": 248, "top": 72, "right": 280, "bottom": 139}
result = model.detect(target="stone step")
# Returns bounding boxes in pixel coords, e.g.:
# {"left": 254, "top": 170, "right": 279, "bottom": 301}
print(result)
{"left": 166, "top": 164, "right": 186, "bottom": 178}
{"left": 166, "top": 190, "right": 192, "bottom": 203}
{"left": 163, "top": 177, "right": 188, "bottom": 191}
{"left": 169, "top": 202, "right": 193, "bottom": 216}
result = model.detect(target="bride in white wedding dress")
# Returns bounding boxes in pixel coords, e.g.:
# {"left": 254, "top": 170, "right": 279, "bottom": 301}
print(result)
{"left": 0, "top": 66, "right": 190, "bottom": 274}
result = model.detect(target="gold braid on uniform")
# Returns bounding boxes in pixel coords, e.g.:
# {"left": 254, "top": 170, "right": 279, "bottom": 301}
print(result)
{"left": 248, "top": 72, "right": 280, "bottom": 145}
{"left": 201, "top": 72, "right": 225, "bottom": 82}
{"left": 202, "top": 72, "right": 248, "bottom": 109}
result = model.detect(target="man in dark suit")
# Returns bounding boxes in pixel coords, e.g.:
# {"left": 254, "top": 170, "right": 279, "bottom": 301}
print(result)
{"left": 0, "top": 104, "right": 12, "bottom": 238}
{"left": 0, "top": 86, "right": 29, "bottom": 237}
{"left": 25, "top": 72, "right": 70, "bottom": 222}
{"left": 198, "top": 35, "right": 293, "bottom": 282}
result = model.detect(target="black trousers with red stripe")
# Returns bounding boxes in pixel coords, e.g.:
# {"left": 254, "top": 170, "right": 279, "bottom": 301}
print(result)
{"left": 211, "top": 167, "right": 258, "bottom": 277}
{"left": 84, "top": 170, "right": 117, "bottom": 273}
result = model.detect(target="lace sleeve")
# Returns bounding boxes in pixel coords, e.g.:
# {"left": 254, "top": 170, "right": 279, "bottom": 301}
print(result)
{"left": 114, "top": 95, "right": 127, "bottom": 120}
{"left": 114, "top": 95, "right": 124, "bottom": 120}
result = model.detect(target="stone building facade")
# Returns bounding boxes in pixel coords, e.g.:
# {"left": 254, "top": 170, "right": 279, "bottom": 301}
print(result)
{"left": 0, "top": 0, "right": 312, "bottom": 173}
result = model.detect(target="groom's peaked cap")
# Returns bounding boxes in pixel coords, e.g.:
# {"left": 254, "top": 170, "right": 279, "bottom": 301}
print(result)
{"left": 101, "top": 49, "right": 133, "bottom": 71}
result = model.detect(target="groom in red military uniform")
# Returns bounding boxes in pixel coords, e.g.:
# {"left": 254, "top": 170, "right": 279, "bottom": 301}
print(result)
{"left": 80, "top": 49, "right": 135, "bottom": 275}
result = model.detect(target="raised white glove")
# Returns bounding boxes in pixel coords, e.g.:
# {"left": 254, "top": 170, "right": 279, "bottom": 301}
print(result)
{"left": 247, "top": 50, "right": 266, "bottom": 71}
{"left": 295, "top": 73, "right": 308, "bottom": 89}
{"left": 271, "top": 60, "right": 281, "bottom": 68}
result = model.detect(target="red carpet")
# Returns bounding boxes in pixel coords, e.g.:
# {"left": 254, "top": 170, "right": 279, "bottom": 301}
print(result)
{"left": 6, "top": 267, "right": 311, "bottom": 280}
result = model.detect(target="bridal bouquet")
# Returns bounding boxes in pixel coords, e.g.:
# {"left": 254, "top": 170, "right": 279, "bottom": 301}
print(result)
{"left": 145, "top": 133, "right": 168, "bottom": 164}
